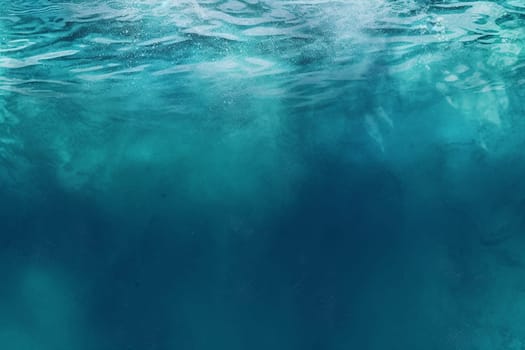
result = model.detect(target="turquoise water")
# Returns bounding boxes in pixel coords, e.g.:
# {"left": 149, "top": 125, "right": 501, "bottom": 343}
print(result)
{"left": 1, "top": 0, "right": 525, "bottom": 349}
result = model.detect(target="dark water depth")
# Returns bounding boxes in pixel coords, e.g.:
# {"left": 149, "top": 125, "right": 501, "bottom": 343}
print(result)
{"left": 1, "top": 1, "right": 525, "bottom": 349}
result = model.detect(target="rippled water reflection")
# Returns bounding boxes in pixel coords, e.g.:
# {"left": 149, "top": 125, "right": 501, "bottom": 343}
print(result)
{"left": 1, "top": 1, "right": 525, "bottom": 349}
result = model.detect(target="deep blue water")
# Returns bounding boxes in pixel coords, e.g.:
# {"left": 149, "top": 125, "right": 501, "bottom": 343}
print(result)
{"left": 1, "top": 0, "right": 525, "bottom": 349}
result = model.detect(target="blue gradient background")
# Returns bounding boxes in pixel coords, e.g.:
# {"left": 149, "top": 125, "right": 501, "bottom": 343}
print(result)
{"left": 1, "top": 0, "right": 525, "bottom": 349}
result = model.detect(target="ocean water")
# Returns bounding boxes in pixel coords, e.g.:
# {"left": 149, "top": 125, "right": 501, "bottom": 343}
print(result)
{"left": 1, "top": 0, "right": 525, "bottom": 349}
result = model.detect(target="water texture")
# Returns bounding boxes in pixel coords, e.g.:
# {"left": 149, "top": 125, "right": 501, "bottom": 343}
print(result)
{"left": 1, "top": 0, "right": 525, "bottom": 349}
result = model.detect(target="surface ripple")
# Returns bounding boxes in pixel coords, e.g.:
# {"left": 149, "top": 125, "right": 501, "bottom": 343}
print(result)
{"left": 1, "top": 1, "right": 523, "bottom": 105}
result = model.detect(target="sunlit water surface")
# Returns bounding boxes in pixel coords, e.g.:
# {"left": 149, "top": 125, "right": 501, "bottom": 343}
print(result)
{"left": 1, "top": 1, "right": 525, "bottom": 349}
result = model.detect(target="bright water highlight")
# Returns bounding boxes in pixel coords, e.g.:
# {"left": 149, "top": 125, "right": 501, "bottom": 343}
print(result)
{"left": 1, "top": 1, "right": 525, "bottom": 349}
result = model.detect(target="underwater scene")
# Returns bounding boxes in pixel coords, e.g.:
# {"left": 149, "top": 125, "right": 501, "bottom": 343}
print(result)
{"left": 1, "top": 0, "right": 525, "bottom": 349}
